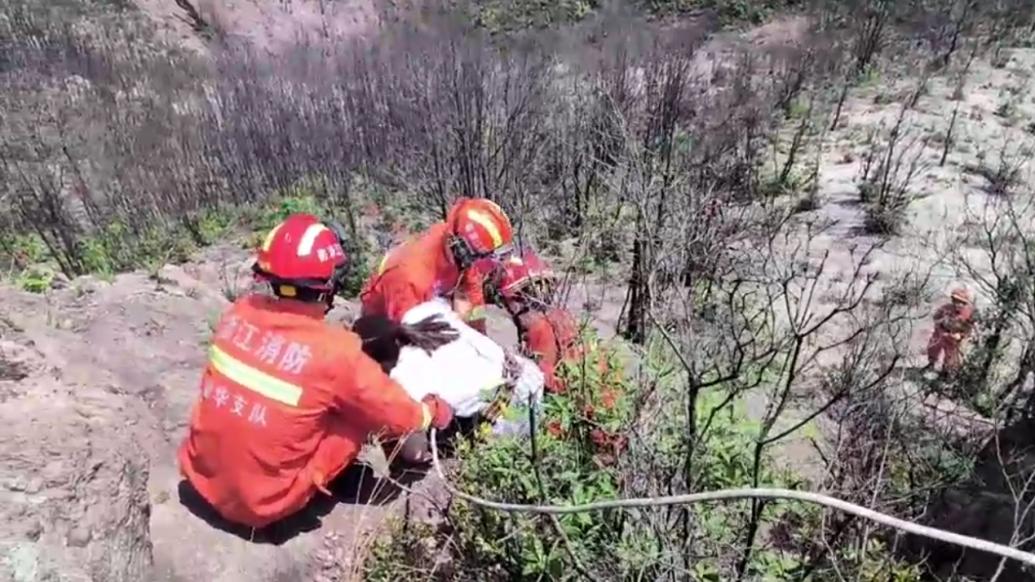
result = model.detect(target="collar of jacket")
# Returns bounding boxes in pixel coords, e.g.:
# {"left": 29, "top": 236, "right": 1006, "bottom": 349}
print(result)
{"left": 256, "top": 295, "right": 327, "bottom": 319}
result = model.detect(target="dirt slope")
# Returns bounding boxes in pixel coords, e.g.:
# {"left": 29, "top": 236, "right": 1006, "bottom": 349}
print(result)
{"left": 0, "top": 312, "right": 152, "bottom": 582}
{"left": 0, "top": 247, "right": 382, "bottom": 581}
{"left": 3, "top": 4, "right": 1032, "bottom": 578}
{"left": 133, "top": 0, "right": 389, "bottom": 53}
{"left": 784, "top": 47, "right": 1035, "bottom": 578}
{"left": 0, "top": 241, "right": 528, "bottom": 582}
{"left": 796, "top": 47, "right": 1035, "bottom": 420}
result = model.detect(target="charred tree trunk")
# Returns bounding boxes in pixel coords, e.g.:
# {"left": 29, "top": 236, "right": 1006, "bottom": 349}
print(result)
{"left": 624, "top": 228, "right": 647, "bottom": 345}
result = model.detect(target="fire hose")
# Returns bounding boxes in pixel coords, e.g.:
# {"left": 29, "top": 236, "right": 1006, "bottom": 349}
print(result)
{"left": 428, "top": 429, "right": 1035, "bottom": 569}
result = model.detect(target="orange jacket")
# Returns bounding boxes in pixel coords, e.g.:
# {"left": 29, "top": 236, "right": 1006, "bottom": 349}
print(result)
{"left": 519, "top": 308, "right": 581, "bottom": 393}
{"left": 178, "top": 295, "right": 428, "bottom": 529}
{"left": 361, "top": 222, "right": 487, "bottom": 328}
{"left": 933, "top": 303, "right": 975, "bottom": 339}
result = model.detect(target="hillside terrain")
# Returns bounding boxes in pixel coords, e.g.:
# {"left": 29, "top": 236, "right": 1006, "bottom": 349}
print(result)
{"left": 3, "top": 0, "right": 1035, "bottom": 580}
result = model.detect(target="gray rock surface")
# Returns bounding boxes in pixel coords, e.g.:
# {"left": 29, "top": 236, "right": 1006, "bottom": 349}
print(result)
{"left": 0, "top": 246, "right": 491, "bottom": 582}
{"left": 0, "top": 311, "right": 152, "bottom": 582}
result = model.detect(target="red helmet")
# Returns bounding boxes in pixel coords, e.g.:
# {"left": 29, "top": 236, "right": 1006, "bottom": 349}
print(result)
{"left": 253, "top": 213, "right": 349, "bottom": 293}
{"left": 499, "top": 248, "right": 554, "bottom": 299}
{"left": 446, "top": 198, "right": 515, "bottom": 265}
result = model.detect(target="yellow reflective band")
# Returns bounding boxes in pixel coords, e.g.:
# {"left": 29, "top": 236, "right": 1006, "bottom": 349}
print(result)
{"left": 377, "top": 253, "right": 391, "bottom": 275}
{"left": 465, "top": 306, "right": 486, "bottom": 321}
{"left": 297, "top": 224, "right": 329, "bottom": 257}
{"left": 262, "top": 224, "right": 283, "bottom": 252}
{"left": 420, "top": 403, "right": 433, "bottom": 430}
{"left": 478, "top": 422, "right": 492, "bottom": 438}
{"left": 465, "top": 209, "right": 503, "bottom": 248}
{"left": 209, "top": 345, "right": 303, "bottom": 406}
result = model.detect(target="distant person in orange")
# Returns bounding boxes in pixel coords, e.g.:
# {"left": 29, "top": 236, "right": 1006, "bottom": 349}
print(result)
{"left": 360, "top": 198, "right": 514, "bottom": 334}
{"left": 925, "top": 287, "right": 976, "bottom": 375}
{"left": 487, "top": 248, "right": 599, "bottom": 396}
{"left": 178, "top": 214, "right": 454, "bottom": 530}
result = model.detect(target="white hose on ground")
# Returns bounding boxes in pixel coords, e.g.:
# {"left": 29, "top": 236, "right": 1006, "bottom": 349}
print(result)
{"left": 428, "top": 429, "right": 1035, "bottom": 569}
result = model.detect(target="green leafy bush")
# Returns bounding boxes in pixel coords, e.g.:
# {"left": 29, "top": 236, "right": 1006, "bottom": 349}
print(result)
{"left": 0, "top": 234, "right": 50, "bottom": 271}
{"left": 16, "top": 265, "right": 55, "bottom": 293}
{"left": 258, "top": 194, "right": 327, "bottom": 232}
{"left": 465, "top": 0, "right": 599, "bottom": 33}
{"left": 646, "top": 0, "right": 801, "bottom": 23}
{"left": 187, "top": 208, "right": 236, "bottom": 246}
{"left": 364, "top": 336, "right": 820, "bottom": 580}
{"left": 77, "top": 221, "right": 198, "bottom": 277}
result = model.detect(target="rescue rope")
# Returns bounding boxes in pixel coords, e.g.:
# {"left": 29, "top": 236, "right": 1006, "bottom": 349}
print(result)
{"left": 427, "top": 429, "right": 1035, "bottom": 569}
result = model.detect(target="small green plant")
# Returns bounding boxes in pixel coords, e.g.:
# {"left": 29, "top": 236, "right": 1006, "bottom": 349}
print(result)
{"left": 842, "top": 539, "right": 924, "bottom": 581}
{"left": 0, "top": 234, "right": 50, "bottom": 271}
{"left": 258, "top": 194, "right": 327, "bottom": 232}
{"left": 16, "top": 265, "right": 55, "bottom": 293}
{"left": 785, "top": 98, "right": 810, "bottom": 120}
{"left": 337, "top": 232, "right": 372, "bottom": 298}
{"left": 469, "top": 0, "right": 598, "bottom": 33}
{"left": 857, "top": 65, "right": 882, "bottom": 88}
{"left": 193, "top": 208, "right": 236, "bottom": 245}
{"left": 78, "top": 232, "right": 118, "bottom": 277}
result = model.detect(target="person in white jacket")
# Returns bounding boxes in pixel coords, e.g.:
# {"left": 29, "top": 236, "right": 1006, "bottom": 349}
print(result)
{"left": 352, "top": 298, "right": 545, "bottom": 462}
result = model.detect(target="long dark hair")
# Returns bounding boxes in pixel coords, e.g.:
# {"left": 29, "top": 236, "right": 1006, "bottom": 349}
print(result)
{"left": 352, "top": 314, "right": 460, "bottom": 373}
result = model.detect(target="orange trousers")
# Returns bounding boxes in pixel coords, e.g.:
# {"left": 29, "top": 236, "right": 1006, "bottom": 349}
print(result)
{"left": 927, "top": 329, "right": 964, "bottom": 372}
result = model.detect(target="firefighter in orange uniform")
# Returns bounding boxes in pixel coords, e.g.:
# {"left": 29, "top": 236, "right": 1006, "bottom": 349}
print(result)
{"left": 489, "top": 249, "right": 627, "bottom": 463}
{"left": 487, "top": 249, "right": 585, "bottom": 394}
{"left": 360, "top": 198, "right": 514, "bottom": 334}
{"left": 926, "top": 286, "right": 976, "bottom": 375}
{"left": 178, "top": 214, "right": 454, "bottom": 530}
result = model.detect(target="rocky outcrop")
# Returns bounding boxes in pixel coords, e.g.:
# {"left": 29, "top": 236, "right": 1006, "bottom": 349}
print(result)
{"left": 0, "top": 318, "right": 153, "bottom": 582}
{"left": 0, "top": 246, "right": 457, "bottom": 582}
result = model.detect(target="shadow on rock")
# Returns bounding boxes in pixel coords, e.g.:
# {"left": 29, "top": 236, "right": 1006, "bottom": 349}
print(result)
{"left": 905, "top": 418, "right": 1035, "bottom": 581}
{"left": 177, "top": 463, "right": 428, "bottom": 545}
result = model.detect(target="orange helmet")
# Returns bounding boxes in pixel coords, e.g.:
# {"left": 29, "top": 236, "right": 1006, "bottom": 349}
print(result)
{"left": 499, "top": 248, "right": 555, "bottom": 299}
{"left": 446, "top": 198, "right": 514, "bottom": 266}
{"left": 950, "top": 287, "right": 973, "bottom": 304}
{"left": 253, "top": 214, "right": 349, "bottom": 294}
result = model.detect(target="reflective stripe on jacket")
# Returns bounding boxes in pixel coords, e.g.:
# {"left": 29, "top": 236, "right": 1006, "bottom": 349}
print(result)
{"left": 178, "top": 294, "right": 427, "bottom": 528}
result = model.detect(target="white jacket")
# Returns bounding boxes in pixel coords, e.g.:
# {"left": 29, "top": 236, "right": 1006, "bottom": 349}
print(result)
{"left": 391, "top": 299, "right": 544, "bottom": 429}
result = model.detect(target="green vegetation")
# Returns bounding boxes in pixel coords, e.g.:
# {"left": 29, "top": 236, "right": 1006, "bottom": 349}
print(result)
{"left": 458, "top": 0, "right": 802, "bottom": 33}
{"left": 0, "top": 187, "right": 377, "bottom": 296}
{"left": 646, "top": 0, "right": 802, "bottom": 23}
{"left": 7, "top": 0, "right": 1035, "bottom": 578}
{"left": 365, "top": 335, "right": 922, "bottom": 580}
{"left": 14, "top": 265, "right": 56, "bottom": 294}
{"left": 464, "top": 0, "right": 599, "bottom": 33}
